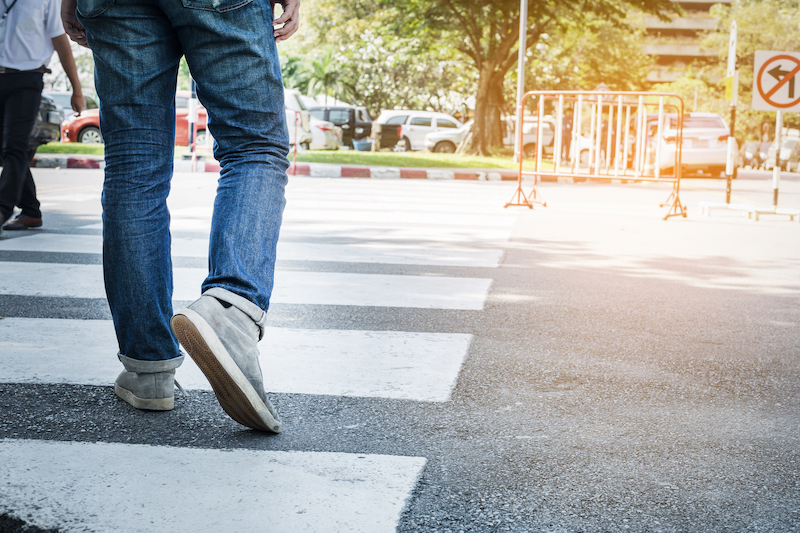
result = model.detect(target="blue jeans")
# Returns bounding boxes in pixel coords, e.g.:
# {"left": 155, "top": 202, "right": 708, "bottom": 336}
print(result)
{"left": 77, "top": 0, "right": 289, "bottom": 362}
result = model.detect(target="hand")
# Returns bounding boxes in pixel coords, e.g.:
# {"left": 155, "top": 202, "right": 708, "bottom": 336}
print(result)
{"left": 61, "top": 0, "right": 88, "bottom": 47}
{"left": 273, "top": 0, "right": 300, "bottom": 42}
{"left": 71, "top": 93, "right": 86, "bottom": 115}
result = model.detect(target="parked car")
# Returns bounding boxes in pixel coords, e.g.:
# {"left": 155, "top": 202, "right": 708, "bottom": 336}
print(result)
{"left": 740, "top": 141, "right": 761, "bottom": 169}
{"left": 373, "top": 113, "right": 408, "bottom": 151}
{"left": 284, "top": 88, "right": 313, "bottom": 149}
{"left": 308, "top": 116, "right": 342, "bottom": 150}
{"left": 42, "top": 91, "right": 99, "bottom": 123}
{"left": 765, "top": 136, "right": 800, "bottom": 171}
{"left": 30, "top": 94, "right": 62, "bottom": 152}
{"left": 424, "top": 119, "right": 473, "bottom": 153}
{"left": 374, "top": 110, "right": 461, "bottom": 151}
{"left": 61, "top": 91, "right": 208, "bottom": 145}
{"left": 641, "top": 112, "right": 738, "bottom": 178}
{"left": 308, "top": 106, "right": 372, "bottom": 148}
{"left": 423, "top": 116, "right": 555, "bottom": 156}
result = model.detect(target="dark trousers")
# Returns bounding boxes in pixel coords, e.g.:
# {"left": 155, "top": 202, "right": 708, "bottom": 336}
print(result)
{"left": 0, "top": 71, "right": 44, "bottom": 221}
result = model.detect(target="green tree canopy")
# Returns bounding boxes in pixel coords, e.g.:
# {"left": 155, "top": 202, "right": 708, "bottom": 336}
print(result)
{"left": 386, "top": 0, "right": 679, "bottom": 155}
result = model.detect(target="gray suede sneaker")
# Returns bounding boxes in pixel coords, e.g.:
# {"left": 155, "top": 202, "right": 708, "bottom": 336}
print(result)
{"left": 114, "top": 353, "right": 184, "bottom": 411}
{"left": 171, "top": 288, "right": 281, "bottom": 433}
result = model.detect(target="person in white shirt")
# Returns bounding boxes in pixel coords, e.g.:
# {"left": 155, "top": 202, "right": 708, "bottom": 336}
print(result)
{"left": 0, "top": 0, "right": 85, "bottom": 234}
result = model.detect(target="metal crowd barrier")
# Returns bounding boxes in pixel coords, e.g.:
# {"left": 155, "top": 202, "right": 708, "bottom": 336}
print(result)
{"left": 505, "top": 90, "right": 688, "bottom": 220}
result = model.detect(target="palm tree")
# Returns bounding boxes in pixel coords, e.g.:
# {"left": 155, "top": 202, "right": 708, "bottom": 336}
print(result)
{"left": 307, "top": 49, "right": 346, "bottom": 105}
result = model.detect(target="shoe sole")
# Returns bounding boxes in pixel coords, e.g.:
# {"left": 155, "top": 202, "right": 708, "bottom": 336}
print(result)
{"left": 171, "top": 310, "right": 281, "bottom": 433}
{"left": 114, "top": 384, "right": 174, "bottom": 411}
{"left": 3, "top": 225, "right": 42, "bottom": 230}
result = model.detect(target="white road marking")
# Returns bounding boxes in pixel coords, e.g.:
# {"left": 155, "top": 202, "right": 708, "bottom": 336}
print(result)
{"left": 0, "top": 262, "right": 492, "bottom": 309}
{"left": 78, "top": 208, "right": 515, "bottom": 229}
{"left": 279, "top": 223, "right": 511, "bottom": 243}
{"left": 0, "top": 318, "right": 471, "bottom": 401}
{"left": 0, "top": 233, "right": 504, "bottom": 267}
{"left": 75, "top": 221, "right": 513, "bottom": 243}
{"left": 0, "top": 439, "right": 425, "bottom": 533}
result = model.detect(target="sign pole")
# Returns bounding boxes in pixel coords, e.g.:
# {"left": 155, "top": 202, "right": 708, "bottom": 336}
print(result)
{"left": 772, "top": 110, "right": 782, "bottom": 208}
{"left": 702, "top": 49, "right": 800, "bottom": 221}
{"left": 724, "top": 21, "right": 737, "bottom": 204}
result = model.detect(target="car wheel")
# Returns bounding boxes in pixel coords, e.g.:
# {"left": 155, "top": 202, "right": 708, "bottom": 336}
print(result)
{"left": 195, "top": 129, "right": 208, "bottom": 146}
{"left": 434, "top": 141, "right": 456, "bottom": 153}
{"left": 78, "top": 126, "right": 103, "bottom": 144}
{"left": 301, "top": 142, "right": 310, "bottom": 151}
{"left": 579, "top": 149, "right": 590, "bottom": 164}
{"left": 522, "top": 143, "right": 536, "bottom": 158}
{"left": 402, "top": 137, "right": 411, "bottom": 152}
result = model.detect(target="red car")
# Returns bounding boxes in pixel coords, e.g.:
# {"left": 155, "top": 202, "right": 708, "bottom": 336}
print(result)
{"left": 61, "top": 91, "right": 208, "bottom": 146}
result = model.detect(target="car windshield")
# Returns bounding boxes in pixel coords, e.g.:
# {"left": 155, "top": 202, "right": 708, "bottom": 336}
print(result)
{"left": 45, "top": 93, "right": 73, "bottom": 109}
{"left": 357, "top": 108, "right": 371, "bottom": 122}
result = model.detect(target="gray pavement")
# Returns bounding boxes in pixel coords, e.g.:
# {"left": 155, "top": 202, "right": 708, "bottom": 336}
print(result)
{"left": 1, "top": 167, "right": 799, "bottom": 532}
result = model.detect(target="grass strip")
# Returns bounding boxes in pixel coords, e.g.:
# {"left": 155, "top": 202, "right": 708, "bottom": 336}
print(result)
{"left": 37, "top": 143, "right": 548, "bottom": 172}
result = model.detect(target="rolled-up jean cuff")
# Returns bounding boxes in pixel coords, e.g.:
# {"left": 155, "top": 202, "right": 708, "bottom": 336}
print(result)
{"left": 118, "top": 352, "right": 184, "bottom": 372}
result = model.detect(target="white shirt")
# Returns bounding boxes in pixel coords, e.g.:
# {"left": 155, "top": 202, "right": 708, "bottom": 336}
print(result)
{"left": 0, "top": 0, "right": 65, "bottom": 70}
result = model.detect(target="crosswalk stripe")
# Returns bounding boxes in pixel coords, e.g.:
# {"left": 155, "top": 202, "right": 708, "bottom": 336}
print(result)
{"left": 280, "top": 223, "right": 511, "bottom": 243}
{"left": 76, "top": 208, "right": 515, "bottom": 230}
{"left": 0, "top": 262, "right": 492, "bottom": 309}
{"left": 0, "top": 233, "right": 504, "bottom": 268}
{"left": 0, "top": 439, "right": 426, "bottom": 533}
{"left": 73, "top": 220, "right": 512, "bottom": 243}
{"left": 0, "top": 318, "right": 471, "bottom": 401}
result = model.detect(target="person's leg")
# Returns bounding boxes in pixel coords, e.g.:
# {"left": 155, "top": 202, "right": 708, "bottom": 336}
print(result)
{"left": 165, "top": 0, "right": 288, "bottom": 431}
{"left": 18, "top": 160, "right": 43, "bottom": 220}
{"left": 4, "top": 150, "right": 44, "bottom": 230}
{"left": 169, "top": 0, "right": 289, "bottom": 309}
{"left": 78, "top": 0, "right": 183, "bottom": 365}
{"left": 0, "top": 73, "right": 43, "bottom": 228}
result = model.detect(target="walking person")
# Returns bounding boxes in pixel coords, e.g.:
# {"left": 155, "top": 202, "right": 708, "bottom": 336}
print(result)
{"left": 62, "top": 0, "right": 300, "bottom": 432}
{"left": 0, "top": 0, "right": 85, "bottom": 235}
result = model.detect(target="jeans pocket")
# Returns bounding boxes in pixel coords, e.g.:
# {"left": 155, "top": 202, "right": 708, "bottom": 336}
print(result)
{"left": 181, "top": 0, "right": 254, "bottom": 13}
{"left": 76, "top": 0, "right": 114, "bottom": 17}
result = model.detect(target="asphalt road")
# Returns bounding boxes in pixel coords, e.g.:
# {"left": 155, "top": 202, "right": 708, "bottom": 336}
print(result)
{"left": 1, "top": 167, "right": 799, "bottom": 532}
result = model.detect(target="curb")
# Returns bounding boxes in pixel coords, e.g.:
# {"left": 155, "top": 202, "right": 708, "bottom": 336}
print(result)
{"left": 30, "top": 155, "right": 104, "bottom": 170}
{"left": 31, "top": 155, "right": 523, "bottom": 181}
{"left": 30, "top": 155, "right": 659, "bottom": 185}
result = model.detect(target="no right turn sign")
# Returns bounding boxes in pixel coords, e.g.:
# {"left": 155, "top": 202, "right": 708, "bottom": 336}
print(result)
{"left": 752, "top": 50, "right": 800, "bottom": 112}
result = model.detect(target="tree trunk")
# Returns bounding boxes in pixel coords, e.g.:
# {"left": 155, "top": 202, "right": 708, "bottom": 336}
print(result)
{"left": 470, "top": 65, "right": 506, "bottom": 156}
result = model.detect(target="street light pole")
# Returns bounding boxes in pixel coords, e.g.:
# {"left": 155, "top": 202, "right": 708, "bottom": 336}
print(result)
{"left": 514, "top": 0, "right": 528, "bottom": 163}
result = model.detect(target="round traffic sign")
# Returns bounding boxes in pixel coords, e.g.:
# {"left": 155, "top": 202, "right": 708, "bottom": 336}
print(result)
{"left": 757, "top": 55, "right": 800, "bottom": 109}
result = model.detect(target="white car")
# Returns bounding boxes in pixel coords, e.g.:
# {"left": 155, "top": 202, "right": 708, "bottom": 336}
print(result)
{"left": 644, "top": 112, "right": 737, "bottom": 178}
{"left": 423, "top": 116, "right": 589, "bottom": 161}
{"left": 375, "top": 110, "right": 462, "bottom": 151}
{"left": 284, "top": 88, "right": 313, "bottom": 149}
{"left": 308, "top": 116, "right": 342, "bottom": 150}
{"left": 424, "top": 119, "right": 473, "bottom": 153}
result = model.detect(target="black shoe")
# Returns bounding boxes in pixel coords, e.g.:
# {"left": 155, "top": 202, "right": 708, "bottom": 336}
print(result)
{"left": 3, "top": 215, "right": 43, "bottom": 231}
